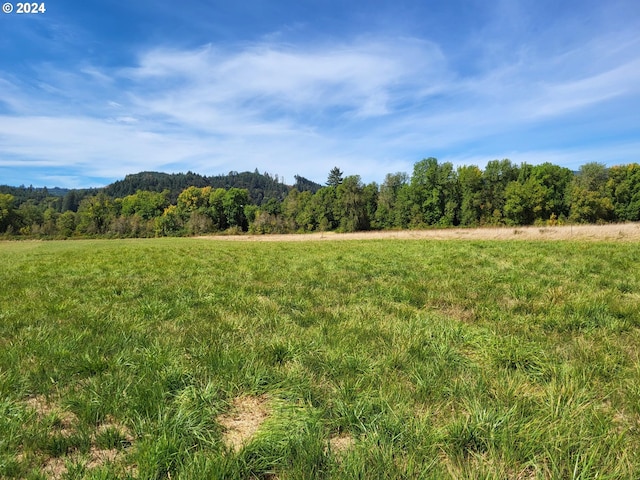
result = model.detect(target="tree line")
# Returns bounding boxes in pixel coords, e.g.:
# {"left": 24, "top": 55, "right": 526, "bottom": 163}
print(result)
{"left": 1, "top": 159, "right": 639, "bottom": 238}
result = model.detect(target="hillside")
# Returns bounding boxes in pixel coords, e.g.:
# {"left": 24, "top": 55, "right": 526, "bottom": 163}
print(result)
{"left": 102, "top": 170, "right": 321, "bottom": 205}
{"left": 1, "top": 170, "right": 323, "bottom": 209}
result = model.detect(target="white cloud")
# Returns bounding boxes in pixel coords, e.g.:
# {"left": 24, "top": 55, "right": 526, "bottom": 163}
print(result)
{"left": 525, "top": 58, "right": 640, "bottom": 118}
{"left": 122, "top": 37, "right": 447, "bottom": 126}
{"left": 1, "top": 26, "right": 639, "bottom": 187}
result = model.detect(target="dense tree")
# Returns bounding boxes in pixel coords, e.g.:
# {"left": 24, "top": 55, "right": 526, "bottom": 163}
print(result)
{"left": 529, "top": 163, "right": 573, "bottom": 220}
{"left": 393, "top": 184, "right": 414, "bottom": 229}
{"left": 0, "top": 185, "right": 71, "bottom": 211}
{"left": 335, "top": 175, "right": 369, "bottom": 232}
{"left": 177, "top": 186, "right": 212, "bottom": 217}
{"left": 282, "top": 189, "right": 314, "bottom": 231}
{"left": 375, "top": 173, "right": 408, "bottom": 229}
{"left": 104, "top": 170, "right": 289, "bottom": 205}
{"left": 0, "top": 193, "right": 16, "bottom": 233}
{"left": 311, "top": 187, "right": 338, "bottom": 231}
{"left": 16, "top": 201, "right": 44, "bottom": 235}
{"left": 61, "top": 190, "right": 80, "bottom": 212}
{"left": 208, "top": 188, "right": 227, "bottom": 230}
{"left": 41, "top": 208, "right": 59, "bottom": 236}
{"left": 569, "top": 163, "right": 614, "bottom": 223}
{"left": 607, "top": 163, "right": 640, "bottom": 221}
{"left": 3, "top": 160, "right": 640, "bottom": 238}
{"left": 457, "top": 165, "right": 483, "bottom": 226}
{"left": 409, "top": 158, "right": 459, "bottom": 226}
{"left": 293, "top": 175, "right": 323, "bottom": 194}
{"left": 573, "top": 162, "right": 609, "bottom": 191}
{"left": 362, "top": 183, "right": 379, "bottom": 229}
{"left": 120, "top": 190, "right": 170, "bottom": 220}
{"left": 504, "top": 177, "right": 546, "bottom": 225}
{"left": 77, "top": 193, "right": 115, "bottom": 234}
{"left": 262, "top": 198, "right": 282, "bottom": 216}
{"left": 155, "top": 205, "right": 183, "bottom": 236}
{"left": 56, "top": 211, "right": 76, "bottom": 237}
{"left": 480, "top": 159, "right": 520, "bottom": 224}
{"left": 223, "top": 188, "right": 250, "bottom": 230}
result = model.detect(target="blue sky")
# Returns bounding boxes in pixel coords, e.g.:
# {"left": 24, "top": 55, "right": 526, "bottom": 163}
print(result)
{"left": 1, "top": 0, "right": 639, "bottom": 188}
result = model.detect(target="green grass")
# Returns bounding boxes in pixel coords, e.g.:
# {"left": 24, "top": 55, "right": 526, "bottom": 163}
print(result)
{"left": 1, "top": 238, "right": 640, "bottom": 478}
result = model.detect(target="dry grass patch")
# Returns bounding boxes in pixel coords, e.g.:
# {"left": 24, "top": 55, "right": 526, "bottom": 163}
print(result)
{"left": 198, "top": 222, "right": 640, "bottom": 242}
{"left": 21, "top": 397, "right": 134, "bottom": 478}
{"left": 328, "top": 432, "right": 355, "bottom": 454}
{"left": 42, "top": 456, "right": 68, "bottom": 480}
{"left": 25, "top": 395, "right": 78, "bottom": 436}
{"left": 437, "top": 304, "right": 477, "bottom": 323}
{"left": 85, "top": 446, "right": 121, "bottom": 469}
{"left": 25, "top": 395, "right": 73, "bottom": 421}
{"left": 218, "top": 394, "right": 271, "bottom": 452}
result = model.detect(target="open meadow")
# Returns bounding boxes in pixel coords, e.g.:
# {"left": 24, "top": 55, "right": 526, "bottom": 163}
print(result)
{"left": 1, "top": 236, "right": 640, "bottom": 479}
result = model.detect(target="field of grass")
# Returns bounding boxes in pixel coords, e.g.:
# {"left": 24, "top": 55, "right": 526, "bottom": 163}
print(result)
{"left": 1, "top": 237, "right": 640, "bottom": 479}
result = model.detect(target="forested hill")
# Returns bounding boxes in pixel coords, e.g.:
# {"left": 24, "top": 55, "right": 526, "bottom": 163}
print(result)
{"left": 0, "top": 185, "right": 97, "bottom": 210}
{"left": 103, "top": 170, "right": 321, "bottom": 205}
{"left": 0, "top": 185, "right": 71, "bottom": 202}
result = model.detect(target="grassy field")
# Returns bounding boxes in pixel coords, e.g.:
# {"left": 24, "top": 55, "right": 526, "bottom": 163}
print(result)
{"left": 1, "top": 238, "right": 640, "bottom": 479}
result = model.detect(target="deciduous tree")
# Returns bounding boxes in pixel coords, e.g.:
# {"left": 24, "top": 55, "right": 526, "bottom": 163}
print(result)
{"left": 606, "top": 163, "right": 640, "bottom": 221}
{"left": 77, "top": 193, "right": 114, "bottom": 234}
{"left": 375, "top": 173, "right": 408, "bottom": 229}
{"left": 409, "top": 158, "right": 458, "bottom": 226}
{"left": 0, "top": 193, "right": 16, "bottom": 233}
{"left": 223, "top": 188, "right": 250, "bottom": 229}
{"left": 480, "top": 159, "right": 519, "bottom": 224}
{"left": 336, "top": 175, "right": 368, "bottom": 232}
{"left": 121, "top": 190, "right": 170, "bottom": 220}
{"left": 569, "top": 163, "right": 614, "bottom": 223}
{"left": 457, "top": 165, "right": 483, "bottom": 226}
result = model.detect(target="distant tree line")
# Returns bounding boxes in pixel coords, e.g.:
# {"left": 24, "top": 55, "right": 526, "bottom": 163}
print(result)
{"left": 1, "top": 160, "right": 639, "bottom": 238}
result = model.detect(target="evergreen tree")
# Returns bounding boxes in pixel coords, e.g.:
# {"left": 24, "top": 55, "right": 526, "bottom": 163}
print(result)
{"left": 326, "top": 167, "right": 344, "bottom": 187}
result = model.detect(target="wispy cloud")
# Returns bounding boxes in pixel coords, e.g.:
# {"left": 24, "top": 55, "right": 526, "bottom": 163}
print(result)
{"left": 122, "top": 37, "right": 446, "bottom": 124}
{"left": 1, "top": 18, "right": 639, "bottom": 188}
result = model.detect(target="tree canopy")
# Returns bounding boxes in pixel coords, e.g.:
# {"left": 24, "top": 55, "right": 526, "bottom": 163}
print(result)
{"left": 2, "top": 160, "right": 639, "bottom": 238}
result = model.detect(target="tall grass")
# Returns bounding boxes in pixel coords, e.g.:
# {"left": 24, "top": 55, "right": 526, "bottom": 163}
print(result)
{"left": 1, "top": 238, "right": 639, "bottom": 478}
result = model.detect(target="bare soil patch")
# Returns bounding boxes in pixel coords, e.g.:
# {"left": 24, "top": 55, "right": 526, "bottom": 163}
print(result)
{"left": 85, "top": 447, "right": 121, "bottom": 469}
{"left": 25, "top": 395, "right": 78, "bottom": 435}
{"left": 42, "top": 456, "right": 68, "bottom": 480}
{"left": 328, "top": 433, "right": 356, "bottom": 454}
{"left": 198, "top": 222, "right": 640, "bottom": 242}
{"left": 218, "top": 394, "right": 271, "bottom": 452}
{"left": 22, "top": 398, "right": 133, "bottom": 478}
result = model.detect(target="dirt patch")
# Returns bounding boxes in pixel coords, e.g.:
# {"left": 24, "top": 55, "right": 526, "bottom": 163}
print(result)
{"left": 22, "top": 398, "right": 133, "bottom": 477}
{"left": 218, "top": 394, "right": 271, "bottom": 452}
{"left": 328, "top": 433, "right": 356, "bottom": 454}
{"left": 41, "top": 447, "right": 129, "bottom": 479}
{"left": 42, "top": 456, "right": 68, "bottom": 480}
{"left": 85, "top": 447, "right": 121, "bottom": 469}
{"left": 197, "top": 223, "right": 640, "bottom": 242}
{"left": 25, "top": 395, "right": 56, "bottom": 416}
{"left": 25, "top": 395, "right": 78, "bottom": 435}
{"left": 435, "top": 305, "right": 477, "bottom": 323}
